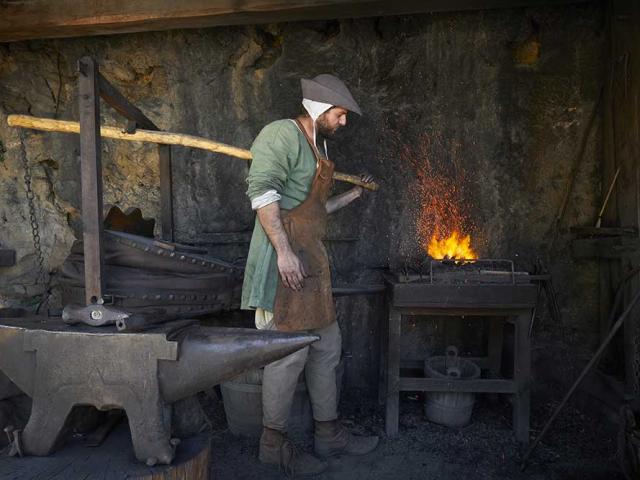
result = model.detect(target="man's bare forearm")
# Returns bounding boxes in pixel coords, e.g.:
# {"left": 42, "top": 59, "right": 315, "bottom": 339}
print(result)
{"left": 257, "top": 202, "right": 307, "bottom": 290}
{"left": 256, "top": 202, "right": 293, "bottom": 255}
{"left": 326, "top": 187, "right": 361, "bottom": 214}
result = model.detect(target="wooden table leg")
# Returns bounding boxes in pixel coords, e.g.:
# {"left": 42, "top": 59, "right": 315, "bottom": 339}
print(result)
{"left": 513, "top": 313, "right": 531, "bottom": 445}
{"left": 385, "top": 308, "right": 401, "bottom": 437}
{"left": 378, "top": 303, "right": 389, "bottom": 406}
{"left": 488, "top": 317, "right": 504, "bottom": 377}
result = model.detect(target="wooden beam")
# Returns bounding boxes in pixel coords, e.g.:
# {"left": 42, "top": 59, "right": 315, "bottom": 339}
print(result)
{"left": 399, "top": 377, "right": 517, "bottom": 393}
{"left": 98, "top": 74, "right": 157, "bottom": 131}
{"left": 0, "top": 0, "right": 592, "bottom": 43}
{"left": 78, "top": 57, "right": 105, "bottom": 305}
{"left": 97, "top": 73, "right": 174, "bottom": 241}
{"left": 8, "top": 114, "right": 252, "bottom": 159}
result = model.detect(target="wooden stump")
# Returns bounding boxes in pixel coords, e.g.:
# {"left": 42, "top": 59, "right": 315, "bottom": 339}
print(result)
{"left": 0, "top": 423, "right": 211, "bottom": 479}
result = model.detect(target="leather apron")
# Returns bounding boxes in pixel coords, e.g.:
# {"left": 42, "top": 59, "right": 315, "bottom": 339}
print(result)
{"left": 273, "top": 119, "right": 335, "bottom": 332}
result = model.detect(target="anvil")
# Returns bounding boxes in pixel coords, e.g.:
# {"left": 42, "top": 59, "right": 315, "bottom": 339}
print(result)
{"left": 0, "top": 317, "right": 317, "bottom": 465}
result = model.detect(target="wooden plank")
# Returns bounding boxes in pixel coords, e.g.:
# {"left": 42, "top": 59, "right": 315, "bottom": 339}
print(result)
{"left": 571, "top": 237, "right": 640, "bottom": 258}
{"left": 0, "top": 0, "right": 594, "bottom": 43}
{"left": 391, "top": 283, "right": 538, "bottom": 310}
{"left": 570, "top": 226, "right": 638, "bottom": 237}
{"left": 0, "top": 249, "right": 16, "bottom": 266}
{"left": 401, "top": 357, "right": 490, "bottom": 370}
{"left": 78, "top": 56, "right": 105, "bottom": 305}
{"left": 98, "top": 73, "right": 158, "bottom": 130}
{"left": 394, "top": 307, "right": 531, "bottom": 317}
{"left": 399, "top": 377, "right": 517, "bottom": 394}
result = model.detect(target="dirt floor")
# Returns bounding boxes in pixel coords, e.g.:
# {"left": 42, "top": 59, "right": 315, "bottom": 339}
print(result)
{"left": 0, "top": 389, "right": 622, "bottom": 479}
{"left": 207, "top": 392, "right": 623, "bottom": 480}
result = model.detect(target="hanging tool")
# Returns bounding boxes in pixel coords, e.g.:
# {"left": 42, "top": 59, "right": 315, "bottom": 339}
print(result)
{"left": 521, "top": 288, "right": 640, "bottom": 470}
{"left": 595, "top": 166, "right": 621, "bottom": 228}
{"left": 7, "top": 114, "right": 379, "bottom": 192}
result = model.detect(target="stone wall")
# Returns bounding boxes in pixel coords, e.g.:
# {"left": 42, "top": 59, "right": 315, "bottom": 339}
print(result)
{"left": 0, "top": 3, "right": 604, "bottom": 396}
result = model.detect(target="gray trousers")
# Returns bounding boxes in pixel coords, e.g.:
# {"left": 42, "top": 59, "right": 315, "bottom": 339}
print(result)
{"left": 261, "top": 319, "right": 342, "bottom": 431}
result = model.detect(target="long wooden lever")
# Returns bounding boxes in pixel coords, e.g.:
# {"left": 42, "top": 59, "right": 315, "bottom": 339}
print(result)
{"left": 7, "top": 114, "right": 379, "bottom": 191}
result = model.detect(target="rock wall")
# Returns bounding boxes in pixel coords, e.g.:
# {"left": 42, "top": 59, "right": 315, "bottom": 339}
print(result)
{"left": 0, "top": 3, "right": 604, "bottom": 395}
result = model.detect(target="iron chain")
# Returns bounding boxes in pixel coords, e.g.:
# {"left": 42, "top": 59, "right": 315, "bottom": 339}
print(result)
{"left": 19, "top": 133, "right": 47, "bottom": 287}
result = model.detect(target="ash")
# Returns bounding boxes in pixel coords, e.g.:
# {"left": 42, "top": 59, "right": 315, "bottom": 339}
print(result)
{"left": 204, "top": 392, "right": 622, "bottom": 480}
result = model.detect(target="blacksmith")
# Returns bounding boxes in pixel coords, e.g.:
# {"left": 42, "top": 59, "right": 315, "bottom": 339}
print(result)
{"left": 242, "top": 74, "right": 379, "bottom": 475}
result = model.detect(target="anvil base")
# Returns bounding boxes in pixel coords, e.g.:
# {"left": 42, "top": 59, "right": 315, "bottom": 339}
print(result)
{"left": 0, "top": 422, "right": 211, "bottom": 479}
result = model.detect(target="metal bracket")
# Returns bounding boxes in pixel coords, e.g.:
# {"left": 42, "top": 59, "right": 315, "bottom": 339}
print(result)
{"left": 123, "top": 120, "right": 138, "bottom": 134}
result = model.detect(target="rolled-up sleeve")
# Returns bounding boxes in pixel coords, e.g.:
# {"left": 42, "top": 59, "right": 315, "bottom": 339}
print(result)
{"left": 251, "top": 189, "right": 281, "bottom": 210}
{"left": 246, "top": 122, "right": 297, "bottom": 202}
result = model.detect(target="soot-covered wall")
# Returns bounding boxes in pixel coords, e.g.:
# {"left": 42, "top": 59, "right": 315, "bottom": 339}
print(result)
{"left": 0, "top": 3, "right": 603, "bottom": 396}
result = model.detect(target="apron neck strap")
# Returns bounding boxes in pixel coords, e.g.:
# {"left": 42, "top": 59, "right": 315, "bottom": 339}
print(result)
{"left": 294, "top": 118, "right": 325, "bottom": 163}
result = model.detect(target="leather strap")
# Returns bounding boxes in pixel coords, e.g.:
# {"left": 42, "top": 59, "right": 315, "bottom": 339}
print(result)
{"left": 294, "top": 118, "right": 325, "bottom": 162}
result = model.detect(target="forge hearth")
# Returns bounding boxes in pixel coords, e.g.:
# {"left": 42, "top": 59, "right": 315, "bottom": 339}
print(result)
{"left": 391, "top": 259, "right": 538, "bottom": 310}
{"left": 380, "top": 259, "right": 538, "bottom": 443}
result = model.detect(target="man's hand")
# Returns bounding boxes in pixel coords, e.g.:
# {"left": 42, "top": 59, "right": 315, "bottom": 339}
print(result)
{"left": 326, "top": 173, "right": 376, "bottom": 214}
{"left": 277, "top": 249, "right": 307, "bottom": 291}
{"left": 256, "top": 202, "right": 306, "bottom": 291}
{"left": 354, "top": 173, "right": 375, "bottom": 197}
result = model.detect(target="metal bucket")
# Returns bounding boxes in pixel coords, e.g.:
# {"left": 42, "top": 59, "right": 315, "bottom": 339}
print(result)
{"left": 423, "top": 346, "right": 480, "bottom": 427}
{"left": 221, "top": 359, "right": 343, "bottom": 437}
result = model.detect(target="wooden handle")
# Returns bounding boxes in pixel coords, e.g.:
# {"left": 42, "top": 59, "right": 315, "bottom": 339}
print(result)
{"left": 7, "top": 114, "right": 380, "bottom": 191}
{"left": 597, "top": 166, "right": 621, "bottom": 218}
{"left": 7, "top": 114, "right": 253, "bottom": 159}
{"left": 332, "top": 172, "right": 379, "bottom": 191}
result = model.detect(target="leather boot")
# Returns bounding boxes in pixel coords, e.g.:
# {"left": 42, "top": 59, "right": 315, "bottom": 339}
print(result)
{"left": 314, "top": 420, "right": 379, "bottom": 457}
{"left": 259, "top": 427, "right": 328, "bottom": 477}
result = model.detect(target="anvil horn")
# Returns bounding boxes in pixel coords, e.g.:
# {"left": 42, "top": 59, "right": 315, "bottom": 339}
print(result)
{"left": 159, "top": 327, "right": 319, "bottom": 403}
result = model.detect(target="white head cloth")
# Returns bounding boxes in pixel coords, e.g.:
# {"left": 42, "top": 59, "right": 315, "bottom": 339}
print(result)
{"left": 302, "top": 98, "right": 332, "bottom": 155}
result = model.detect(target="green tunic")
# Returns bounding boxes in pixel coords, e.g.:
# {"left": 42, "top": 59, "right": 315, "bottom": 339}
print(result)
{"left": 241, "top": 119, "right": 317, "bottom": 311}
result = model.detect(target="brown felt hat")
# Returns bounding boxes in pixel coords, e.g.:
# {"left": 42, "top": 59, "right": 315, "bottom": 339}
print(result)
{"left": 300, "top": 74, "right": 362, "bottom": 116}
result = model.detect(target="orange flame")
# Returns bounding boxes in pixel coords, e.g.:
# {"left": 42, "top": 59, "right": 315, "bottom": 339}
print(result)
{"left": 427, "top": 230, "right": 477, "bottom": 260}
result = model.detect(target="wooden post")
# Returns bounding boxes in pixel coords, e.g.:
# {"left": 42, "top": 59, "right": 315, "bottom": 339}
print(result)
{"left": 513, "top": 313, "right": 531, "bottom": 445}
{"left": 385, "top": 308, "right": 401, "bottom": 437}
{"left": 487, "top": 317, "right": 504, "bottom": 376}
{"left": 378, "top": 294, "right": 390, "bottom": 406}
{"left": 78, "top": 57, "right": 104, "bottom": 305}
{"left": 158, "top": 144, "right": 174, "bottom": 241}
